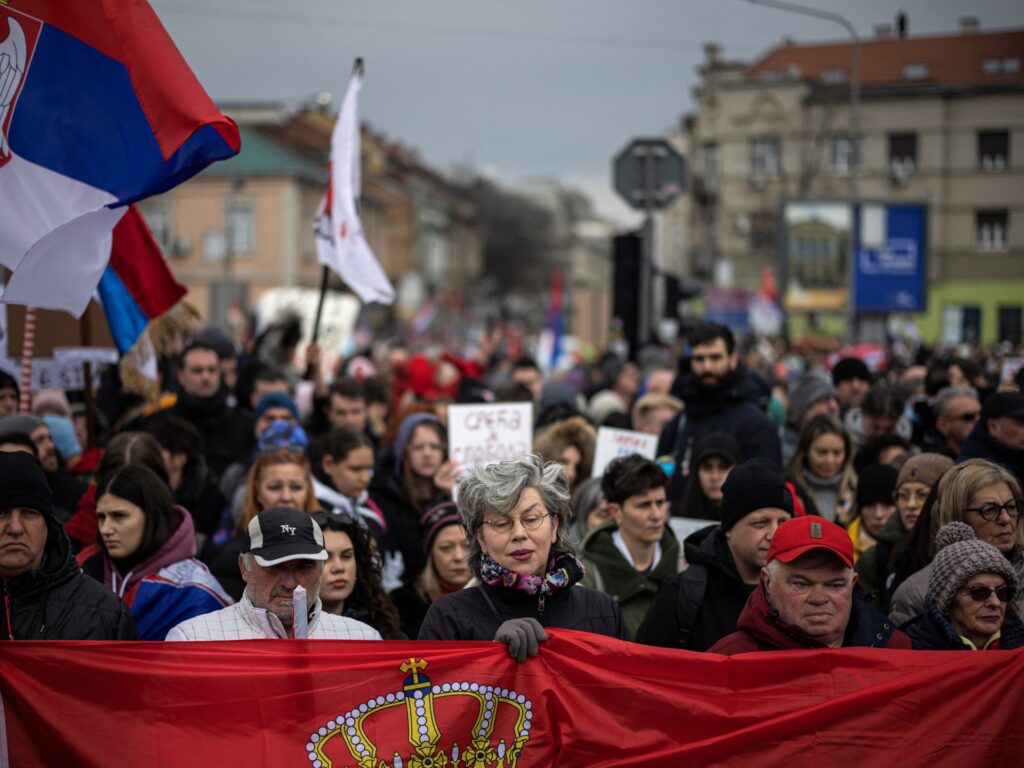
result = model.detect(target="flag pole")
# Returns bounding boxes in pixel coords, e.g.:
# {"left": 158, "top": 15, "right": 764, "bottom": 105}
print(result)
{"left": 79, "top": 313, "right": 96, "bottom": 449}
{"left": 312, "top": 56, "right": 366, "bottom": 345}
{"left": 18, "top": 307, "right": 36, "bottom": 413}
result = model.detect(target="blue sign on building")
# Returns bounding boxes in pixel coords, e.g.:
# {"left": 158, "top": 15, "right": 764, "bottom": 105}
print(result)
{"left": 854, "top": 203, "right": 927, "bottom": 312}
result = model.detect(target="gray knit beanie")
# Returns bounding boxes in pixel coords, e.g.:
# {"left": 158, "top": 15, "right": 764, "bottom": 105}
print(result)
{"left": 789, "top": 373, "right": 838, "bottom": 426}
{"left": 927, "top": 522, "right": 1018, "bottom": 616}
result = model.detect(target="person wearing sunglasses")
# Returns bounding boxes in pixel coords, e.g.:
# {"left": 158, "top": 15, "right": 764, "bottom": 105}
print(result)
{"left": 890, "top": 459, "right": 1024, "bottom": 626}
{"left": 906, "top": 522, "right": 1023, "bottom": 650}
{"left": 418, "top": 455, "right": 628, "bottom": 660}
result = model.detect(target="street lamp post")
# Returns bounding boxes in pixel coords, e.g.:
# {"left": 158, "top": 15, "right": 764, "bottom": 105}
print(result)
{"left": 743, "top": 0, "right": 861, "bottom": 342}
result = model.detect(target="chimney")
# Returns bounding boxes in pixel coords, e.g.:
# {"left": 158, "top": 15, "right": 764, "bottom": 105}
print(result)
{"left": 896, "top": 12, "right": 908, "bottom": 39}
{"left": 959, "top": 17, "right": 979, "bottom": 34}
{"left": 703, "top": 43, "right": 721, "bottom": 67}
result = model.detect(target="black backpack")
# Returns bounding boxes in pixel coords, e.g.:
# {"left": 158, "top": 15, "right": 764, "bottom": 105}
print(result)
{"left": 674, "top": 563, "right": 709, "bottom": 648}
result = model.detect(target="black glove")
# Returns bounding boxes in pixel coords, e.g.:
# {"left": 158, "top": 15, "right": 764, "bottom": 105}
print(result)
{"left": 494, "top": 618, "right": 548, "bottom": 663}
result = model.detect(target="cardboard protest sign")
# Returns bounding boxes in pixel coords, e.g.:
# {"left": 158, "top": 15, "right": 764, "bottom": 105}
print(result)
{"left": 447, "top": 402, "right": 533, "bottom": 469}
{"left": 592, "top": 427, "right": 658, "bottom": 477}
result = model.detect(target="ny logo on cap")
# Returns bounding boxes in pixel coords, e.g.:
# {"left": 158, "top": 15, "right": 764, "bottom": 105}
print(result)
{"left": 280, "top": 524, "right": 297, "bottom": 536}
{"left": 810, "top": 521, "right": 823, "bottom": 539}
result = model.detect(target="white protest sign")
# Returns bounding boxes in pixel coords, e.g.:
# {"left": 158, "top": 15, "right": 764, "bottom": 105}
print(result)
{"left": 591, "top": 427, "right": 658, "bottom": 478}
{"left": 447, "top": 402, "right": 533, "bottom": 470}
{"left": 1001, "top": 357, "right": 1023, "bottom": 384}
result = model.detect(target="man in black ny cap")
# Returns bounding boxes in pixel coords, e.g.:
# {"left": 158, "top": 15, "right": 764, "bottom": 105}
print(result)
{"left": 0, "top": 451, "right": 135, "bottom": 639}
{"left": 958, "top": 392, "right": 1024, "bottom": 487}
{"left": 166, "top": 507, "right": 380, "bottom": 640}
{"left": 636, "top": 458, "right": 793, "bottom": 651}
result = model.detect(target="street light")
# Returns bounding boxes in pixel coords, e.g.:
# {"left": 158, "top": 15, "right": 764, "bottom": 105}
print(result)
{"left": 742, "top": 0, "right": 861, "bottom": 341}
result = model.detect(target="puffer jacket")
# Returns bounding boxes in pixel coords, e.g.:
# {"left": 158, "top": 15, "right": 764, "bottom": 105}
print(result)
{"left": 165, "top": 592, "right": 381, "bottom": 640}
{"left": 635, "top": 524, "right": 754, "bottom": 652}
{"left": 580, "top": 519, "right": 680, "bottom": 637}
{"left": 709, "top": 581, "right": 910, "bottom": 654}
{"left": 906, "top": 600, "right": 1024, "bottom": 650}
{"left": 1, "top": 513, "right": 135, "bottom": 640}
{"left": 78, "top": 508, "right": 231, "bottom": 640}
{"left": 418, "top": 561, "right": 629, "bottom": 642}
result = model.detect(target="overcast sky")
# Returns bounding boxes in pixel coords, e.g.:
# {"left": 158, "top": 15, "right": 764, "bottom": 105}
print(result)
{"left": 153, "top": 0, "right": 1024, "bottom": 226}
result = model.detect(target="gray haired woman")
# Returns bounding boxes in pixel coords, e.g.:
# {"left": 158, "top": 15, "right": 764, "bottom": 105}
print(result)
{"left": 418, "top": 455, "right": 628, "bottom": 659}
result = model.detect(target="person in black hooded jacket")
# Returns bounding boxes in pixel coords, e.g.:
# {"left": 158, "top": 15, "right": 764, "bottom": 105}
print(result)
{"left": 636, "top": 458, "right": 794, "bottom": 651}
{"left": 657, "top": 324, "right": 781, "bottom": 503}
{"left": 0, "top": 451, "right": 135, "bottom": 640}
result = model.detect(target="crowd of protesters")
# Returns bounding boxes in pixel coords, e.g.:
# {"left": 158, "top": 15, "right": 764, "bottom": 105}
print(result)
{"left": 1, "top": 312, "right": 1022, "bottom": 658}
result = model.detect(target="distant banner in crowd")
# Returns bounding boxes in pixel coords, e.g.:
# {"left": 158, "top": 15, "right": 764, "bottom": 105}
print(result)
{"left": 2, "top": 633, "right": 1021, "bottom": 767}
{"left": 448, "top": 402, "right": 533, "bottom": 470}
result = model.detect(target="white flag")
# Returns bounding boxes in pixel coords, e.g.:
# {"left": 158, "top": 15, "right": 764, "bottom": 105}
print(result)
{"left": 314, "top": 61, "right": 395, "bottom": 305}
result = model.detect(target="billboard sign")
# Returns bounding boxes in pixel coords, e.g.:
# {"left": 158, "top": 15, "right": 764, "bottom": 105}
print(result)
{"left": 854, "top": 203, "right": 927, "bottom": 312}
{"left": 782, "top": 202, "right": 852, "bottom": 312}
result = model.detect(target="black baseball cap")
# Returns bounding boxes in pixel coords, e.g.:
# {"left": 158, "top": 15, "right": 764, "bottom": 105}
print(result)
{"left": 244, "top": 507, "right": 328, "bottom": 567}
{"left": 981, "top": 392, "right": 1024, "bottom": 422}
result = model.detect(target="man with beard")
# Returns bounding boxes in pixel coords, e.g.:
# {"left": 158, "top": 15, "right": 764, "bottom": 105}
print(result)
{"left": 170, "top": 342, "right": 254, "bottom": 482}
{"left": 658, "top": 323, "right": 781, "bottom": 503}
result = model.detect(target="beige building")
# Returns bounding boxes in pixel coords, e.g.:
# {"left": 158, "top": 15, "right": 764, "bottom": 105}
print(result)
{"left": 665, "top": 22, "right": 1024, "bottom": 344}
{"left": 140, "top": 104, "right": 483, "bottom": 325}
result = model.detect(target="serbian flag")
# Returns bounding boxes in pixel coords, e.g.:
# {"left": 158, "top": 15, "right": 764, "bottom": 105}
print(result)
{"left": 0, "top": 1, "right": 239, "bottom": 317}
{"left": 314, "top": 58, "right": 395, "bottom": 305}
{"left": 1, "top": 632, "right": 1021, "bottom": 766}
{"left": 97, "top": 205, "right": 187, "bottom": 355}
{"left": 535, "top": 267, "right": 564, "bottom": 374}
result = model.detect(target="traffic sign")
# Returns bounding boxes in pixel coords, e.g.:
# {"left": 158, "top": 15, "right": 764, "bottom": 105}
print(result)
{"left": 613, "top": 138, "right": 686, "bottom": 211}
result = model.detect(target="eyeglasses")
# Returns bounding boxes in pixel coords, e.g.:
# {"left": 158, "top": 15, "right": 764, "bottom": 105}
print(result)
{"left": 965, "top": 498, "right": 1022, "bottom": 522}
{"left": 948, "top": 412, "right": 980, "bottom": 423}
{"left": 482, "top": 512, "right": 551, "bottom": 534}
{"left": 962, "top": 585, "right": 1014, "bottom": 604}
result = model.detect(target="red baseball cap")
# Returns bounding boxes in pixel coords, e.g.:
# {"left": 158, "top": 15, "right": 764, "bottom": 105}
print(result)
{"left": 766, "top": 516, "right": 854, "bottom": 568}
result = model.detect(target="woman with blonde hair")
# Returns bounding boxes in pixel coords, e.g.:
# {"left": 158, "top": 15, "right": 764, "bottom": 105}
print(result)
{"left": 786, "top": 414, "right": 857, "bottom": 523}
{"left": 207, "top": 447, "right": 318, "bottom": 601}
{"left": 889, "top": 458, "right": 1023, "bottom": 625}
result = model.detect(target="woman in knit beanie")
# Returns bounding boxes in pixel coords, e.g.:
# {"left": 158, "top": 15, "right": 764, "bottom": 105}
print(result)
{"left": 847, "top": 464, "right": 899, "bottom": 564}
{"left": 855, "top": 452, "right": 954, "bottom": 611}
{"left": 906, "top": 522, "right": 1024, "bottom": 650}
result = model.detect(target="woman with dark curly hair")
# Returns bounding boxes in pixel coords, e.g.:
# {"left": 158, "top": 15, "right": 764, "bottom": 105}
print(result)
{"left": 312, "top": 511, "right": 404, "bottom": 639}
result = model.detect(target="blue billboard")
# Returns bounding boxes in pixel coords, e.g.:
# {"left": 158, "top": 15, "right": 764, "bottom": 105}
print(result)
{"left": 854, "top": 203, "right": 927, "bottom": 312}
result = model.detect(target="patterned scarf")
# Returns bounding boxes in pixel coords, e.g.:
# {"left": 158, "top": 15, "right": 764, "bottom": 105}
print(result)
{"left": 479, "top": 551, "right": 585, "bottom": 596}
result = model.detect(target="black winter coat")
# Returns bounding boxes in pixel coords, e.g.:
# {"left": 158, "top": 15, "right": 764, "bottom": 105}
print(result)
{"left": 418, "top": 581, "right": 629, "bottom": 642}
{"left": 635, "top": 525, "right": 755, "bottom": 651}
{"left": 1, "top": 516, "right": 136, "bottom": 640}
{"left": 958, "top": 421, "right": 1024, "bottom": 489}
{"left": 172, "top": 391, "right": 254, "bottom": 481}
{"left": 905, "top": 601, "right": 1024, "bottom": 650}
{"left": 659, "top": 368, "right": 782, "bottom": 501}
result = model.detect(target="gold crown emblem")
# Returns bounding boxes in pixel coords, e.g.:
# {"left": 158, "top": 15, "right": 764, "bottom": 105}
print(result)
{"left": 306, "top": 658, "right": 535, "bottom": 768}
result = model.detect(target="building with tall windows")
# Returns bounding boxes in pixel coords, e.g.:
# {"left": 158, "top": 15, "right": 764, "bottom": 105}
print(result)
{"left": 663, "top": 19, "right": 1024, "bottom": 344}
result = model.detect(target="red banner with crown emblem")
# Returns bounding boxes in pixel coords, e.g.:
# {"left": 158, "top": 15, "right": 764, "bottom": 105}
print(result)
{"left": 1, "top": 631, "right": 1022, "bottom": 767}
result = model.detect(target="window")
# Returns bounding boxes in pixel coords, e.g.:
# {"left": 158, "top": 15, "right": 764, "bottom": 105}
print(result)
{"left": 976, "top": 210, "right": 1008, "bottom": 251}
{"left": 704, "top": 142, "right": 720, "bottom": 191}
{"left": 226, "top": 202, "right": 255, "bottom": 255}
{"left": 978, "top": 130, "right": 1009, "bottom": 171}
{"left": 750, "top": 211, "right": 777, "bottom": 250}
{"left": 982, "top": 57, "right": 1021, "bottom": 75}
{"left": 139, "top": 203, "right": 172, "bottom": 253}
{"left": 902, "top": 63, "right": 929, "bottom": 80}
{"left": 888, "top": 133, "right": 917, "bottom": 175}
{"left": 999, "top": 306, "right": 1023, "bottom": 346}
{"left": 750, "top": 136, "right": 780, "bottom": 179}
{"left": 831, "top": 135, "right": 860, "bottom": 175}
{"left": 820, "top": 68, "right": 846, "bottom": 84}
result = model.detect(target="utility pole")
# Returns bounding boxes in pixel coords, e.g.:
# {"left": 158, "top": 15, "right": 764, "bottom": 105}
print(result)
{"left": 744, "top": 0, "right": 860, "bottom": 342}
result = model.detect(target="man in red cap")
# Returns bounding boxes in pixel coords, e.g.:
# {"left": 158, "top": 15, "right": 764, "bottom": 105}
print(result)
{"left": 709, "top": 516, "right": 910, "bottom": 653}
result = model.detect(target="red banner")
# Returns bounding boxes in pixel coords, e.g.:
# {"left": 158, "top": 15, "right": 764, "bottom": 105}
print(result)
{"left": 2, "top": 632, "right": 1021, "bottom": 767}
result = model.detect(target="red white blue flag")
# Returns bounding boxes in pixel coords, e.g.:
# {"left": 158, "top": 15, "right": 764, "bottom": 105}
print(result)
{"left": 0, "top": 0, "right": 239, "bottom": 317}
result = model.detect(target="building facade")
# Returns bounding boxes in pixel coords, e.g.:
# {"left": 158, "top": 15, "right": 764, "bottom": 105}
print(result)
{"left": 668, "top": 22, "right": 1024, "bottom": 345}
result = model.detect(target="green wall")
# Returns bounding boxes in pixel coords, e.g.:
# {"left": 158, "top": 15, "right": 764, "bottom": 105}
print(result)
{"left": 915, "top": 280, "right": 1024, "bottom": 345}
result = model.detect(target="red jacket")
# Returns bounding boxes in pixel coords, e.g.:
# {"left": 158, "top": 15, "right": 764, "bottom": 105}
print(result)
{"left": 709, "top": 581, "right": 911, "bottom": 655}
